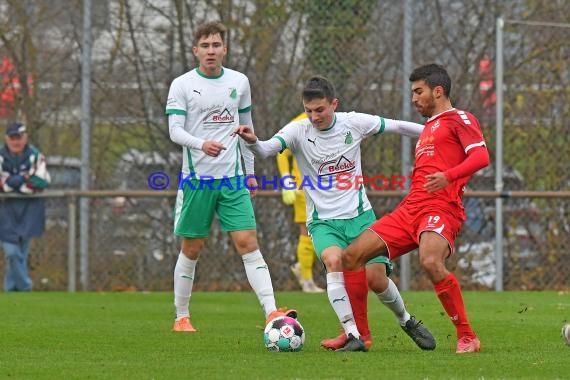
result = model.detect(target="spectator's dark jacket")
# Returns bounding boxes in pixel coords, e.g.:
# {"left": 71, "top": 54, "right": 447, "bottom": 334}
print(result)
{"left": 0, "top": 144, "right": 50, "bottom": 243}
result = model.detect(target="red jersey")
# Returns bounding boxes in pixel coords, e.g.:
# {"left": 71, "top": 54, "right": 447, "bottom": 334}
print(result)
{"left": 405, "top": 108, "right": 487, "bottom": 216}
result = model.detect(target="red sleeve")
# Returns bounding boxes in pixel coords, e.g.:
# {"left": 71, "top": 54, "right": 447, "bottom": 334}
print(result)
{"left": 444, "top": 146, "right": 490, "bottom": 182}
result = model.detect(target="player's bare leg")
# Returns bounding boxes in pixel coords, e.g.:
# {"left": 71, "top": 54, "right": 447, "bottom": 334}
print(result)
{"left": 341, "top": 229, "right": 387, "bottom": 271}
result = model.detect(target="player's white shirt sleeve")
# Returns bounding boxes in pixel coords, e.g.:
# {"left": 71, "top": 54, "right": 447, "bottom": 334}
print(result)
{"left": 239, "top": 111, "right": 255, "bottom": 174}
{"left": 380, "top": 118, "right": 424, "bottom": 137}
{"left": 168, "top": 114, "right": 205, "bottom": 150}
{"left": 239, "top": 77, "right": 252, "bottom": 111}
{"left": 350, "top": 112, "right": 423, "bottom": 138}
{"left": 346, "top": 112, "right": 383, "bottom": 138}
{"left": 246, "top": 138, "right": 282, "bottom": 158}
{"left": 274, "top": 119, "right": 304, "bottom": 151}
{"left": 245, "top": 121, "right": 301, "bottom": 159}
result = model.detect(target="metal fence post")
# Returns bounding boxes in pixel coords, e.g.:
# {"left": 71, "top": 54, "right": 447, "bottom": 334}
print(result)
{"left": 80, "top": 0, "right": 92, "bottom": 290}
{"left": 67, "top": 194, "right": 77, "bottom": 292}
{"left": 399, "top": 0, "right": 413, "bottom": 291}
{"left": 495, "top": 17, "right": 504, "bottom": 291}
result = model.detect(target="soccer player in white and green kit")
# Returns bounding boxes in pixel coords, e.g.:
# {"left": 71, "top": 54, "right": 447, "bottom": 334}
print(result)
{"left": 165, "top": 21, "right": 295, "bottom": 332}
{"left": 234, "top": 76, "right": 436, "bottom": 352}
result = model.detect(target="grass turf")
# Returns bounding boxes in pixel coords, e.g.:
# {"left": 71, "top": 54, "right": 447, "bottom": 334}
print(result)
{"left": 0, "top": 291, "right": 568, "bottom": 379}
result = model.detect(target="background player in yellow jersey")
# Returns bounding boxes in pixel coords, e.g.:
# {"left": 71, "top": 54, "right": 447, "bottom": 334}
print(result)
{"left": 276, "top": 113, "right": 325, "bottom": 293}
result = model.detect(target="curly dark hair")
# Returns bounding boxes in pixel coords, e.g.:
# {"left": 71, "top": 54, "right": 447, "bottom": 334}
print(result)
{"left": 409, "top": 63, "right": 451, "bottom": 98}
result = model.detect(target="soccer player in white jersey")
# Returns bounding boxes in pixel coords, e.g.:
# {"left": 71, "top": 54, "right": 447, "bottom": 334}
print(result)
{"left": 233, "top": 76, "right": 436, "bottom": 352}
{"left": 165, "top": 21, "right": 295, "bottom": 332}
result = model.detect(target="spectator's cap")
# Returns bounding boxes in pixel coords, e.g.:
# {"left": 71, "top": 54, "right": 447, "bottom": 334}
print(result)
{"left": 6, "top": 122, "right": 26, "bottom": 137}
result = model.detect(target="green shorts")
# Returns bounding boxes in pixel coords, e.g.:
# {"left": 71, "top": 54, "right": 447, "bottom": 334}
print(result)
{"left": 173, "top": 176, "right": 256, "bottom": 238}
{"left": 307, "top": 209, "right": 393, "bottom": 275}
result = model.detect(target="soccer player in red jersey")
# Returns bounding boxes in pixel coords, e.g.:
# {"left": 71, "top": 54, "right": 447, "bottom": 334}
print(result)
{"left": 341, "top": 63, "right": 490, "bottom": 354}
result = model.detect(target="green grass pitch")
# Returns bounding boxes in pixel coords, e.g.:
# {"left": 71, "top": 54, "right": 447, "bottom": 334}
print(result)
{"left": 1, "top": 291, "right": 568, "bottom": 379}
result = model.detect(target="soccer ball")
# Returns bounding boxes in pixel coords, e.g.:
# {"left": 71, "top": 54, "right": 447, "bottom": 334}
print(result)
{"left": 263, "top": 316, "right": 305, "bottom": 352}
{"left": 561, "top": 323, "right": 570, "bottom": 347}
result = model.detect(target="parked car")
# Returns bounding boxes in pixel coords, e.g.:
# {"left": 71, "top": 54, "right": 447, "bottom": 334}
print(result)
{"left": 44, "top": 155, "right": 81, "bottom": 224}
{"left": 115, "top": 148, "right": 180, "bottom": 191}
{"left": 46, "top": 156, "right": 82, "bottom": 190}
{"left": 101, "top": 149, "right": 179, "bottom": 261}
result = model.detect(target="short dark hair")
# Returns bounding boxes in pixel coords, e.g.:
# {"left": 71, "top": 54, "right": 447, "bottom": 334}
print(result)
{"left": 409, "top": 64, "right": 452, "bottom": 98}
{"left": 302, "top": 75, "right": 337, "bottom": 102}
{"left": 194, "top": 21, "right": 227, "bottom": 46}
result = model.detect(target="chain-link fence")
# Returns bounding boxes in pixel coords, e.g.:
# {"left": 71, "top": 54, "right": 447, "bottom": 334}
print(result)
{"left": 1, "top": 189, "right": 569, "bottom": 291}
{"left": 0, "top": 1, "right": 569, "bottom": 291}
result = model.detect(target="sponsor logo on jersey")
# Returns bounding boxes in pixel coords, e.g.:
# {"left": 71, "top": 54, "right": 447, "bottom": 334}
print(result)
{"left": 203, "top": 108, "right": 235, "bottom": 125}
{"left": 311, "top": 152, "right": 339, "bottom": 166}
{"left": 318, "top": 155, "right": 355, "bottom": 176}
{"left": 416, "top": 134, "right": 435, "bottom": 158}
{"left": 307, "top": 137, "right": 317, "bottom": 146}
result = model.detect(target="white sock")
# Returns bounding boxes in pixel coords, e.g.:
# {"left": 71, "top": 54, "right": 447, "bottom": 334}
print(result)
{"left": 173, "top": 252, "right": 197, "bottom": 319}
{"left": 376, "top": 278, "right": 411, "bottom": 326}
{"left": 242, "top": 250, "right": 277, "bottom": 318}
{"left": 326, "top": 272, "right": 359, "bottom": 338}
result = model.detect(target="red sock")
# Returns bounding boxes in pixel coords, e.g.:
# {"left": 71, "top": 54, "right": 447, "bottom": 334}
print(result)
{"left": 344, "top": 269, "right": 370, "bottom": 337}
{"left": 434, "top": 273, "right": 475, "bottom": 339}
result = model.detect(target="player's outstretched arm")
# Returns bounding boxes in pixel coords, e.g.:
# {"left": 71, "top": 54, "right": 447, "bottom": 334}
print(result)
{"left": 232, "top": 125, "right": 257, "bottom": 143}
{"left": 232, "top": 126, "right": 283, "bottom": 159}
{"left": 383, "top": 118, "right": 424, "bottom": 137}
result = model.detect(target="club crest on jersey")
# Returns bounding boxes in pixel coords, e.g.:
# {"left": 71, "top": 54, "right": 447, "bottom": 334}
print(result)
{"left": 344, "top": 131, "right": 353, "bottom": 144}
{"left": 229, "top": 87, "right": 237, "bottom": 99}
{"left": 431, "top": 120, "right": 440, "bottom": 133}
{"left": 317, "top": 155, "right": 355, "bottom": 176}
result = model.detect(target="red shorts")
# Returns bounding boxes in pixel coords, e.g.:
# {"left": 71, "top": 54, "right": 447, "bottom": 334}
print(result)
{"left": 368, "top": 201, "right": 463, "bottom": 260}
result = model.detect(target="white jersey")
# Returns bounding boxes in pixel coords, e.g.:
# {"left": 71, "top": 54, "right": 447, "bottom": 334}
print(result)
{"left": 275, "top": 112, "right": 384, "bottom": 223}
{"left": 165, "top": 67, "right": 252, "bottom": 179}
